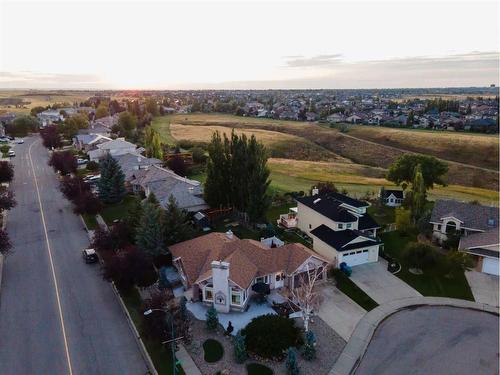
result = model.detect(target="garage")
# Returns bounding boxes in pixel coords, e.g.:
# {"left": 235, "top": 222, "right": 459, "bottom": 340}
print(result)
{"left": 482, "top": 257, "right": 499, "bottom": 276}
{"left": 342, "top": 249, "right": 370, "bottom": 267}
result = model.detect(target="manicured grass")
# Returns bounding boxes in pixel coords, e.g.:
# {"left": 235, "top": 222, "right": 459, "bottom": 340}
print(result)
{"left": 381, "top": 231, "right": 474, "bottom": 300}
{"left": 213, "top": 223, "right": 261, "bottom": 240}
{"left": 202, "top": 339, "right": 224, "bottom": 363}
{"left": 119, "top": 287, "right": 184, "bottom": 375}
{"left": 81, "top": 213, "right": 98, "bottom": 230}
{"left": 100, "top": 195, "right": 138, "bottom": 225}
{"left": 246, "top": 363, "right": 274, "bottom": 375}
{"left": 330, "top": 269, "right": 379, "bottom": 311}
{"left": 265, "top": 202, "right": 296, "bottom": 224}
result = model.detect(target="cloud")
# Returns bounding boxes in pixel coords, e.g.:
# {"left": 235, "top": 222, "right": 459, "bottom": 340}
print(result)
{"left": 284, "top": 54, "right": 343, "bottom": 68}
{"left": 0, "top": 71, "right": 105, "bottom": 89}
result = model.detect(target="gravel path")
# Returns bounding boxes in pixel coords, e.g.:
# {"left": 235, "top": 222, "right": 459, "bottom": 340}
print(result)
{"left": 186, "top": 313, "right": 346, "bottom": 375}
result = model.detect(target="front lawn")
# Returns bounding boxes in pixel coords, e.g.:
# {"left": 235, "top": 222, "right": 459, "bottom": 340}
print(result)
{"left": 381, "top": 231, "right": 474, "bottom": 300}
{"left": 81, "top": 213, "right": 98, "bottom": 230}
{"left": 100, "top": 195, "right": 138, "bottom": 225}
{"left": 119, "top": 287, "right": 184, "bottom": 375}
{"left": 330, "top": 269, "right": 379, "bottom": 311}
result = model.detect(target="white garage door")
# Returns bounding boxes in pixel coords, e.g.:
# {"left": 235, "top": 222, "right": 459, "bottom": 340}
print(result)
{"left": 482, "top": 257, "right": 500, "bottom": 276}
{"left": 342, "top": 249, "right": 370, "bottom": 267}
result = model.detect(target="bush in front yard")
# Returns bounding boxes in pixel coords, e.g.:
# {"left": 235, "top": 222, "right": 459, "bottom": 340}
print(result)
{"left": 403, "top": 242, "right": 437, "bottom": 270}
{"left": 242, "top": 314, "right": 303, "bottom": 360}
{"left": 203, "top": 339, "right": 224, "bottom": 362}
{"left": 246, "top": 363, "right": 273, "bottom": 375}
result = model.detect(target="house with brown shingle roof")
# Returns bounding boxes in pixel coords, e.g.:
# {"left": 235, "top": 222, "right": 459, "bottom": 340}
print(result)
{"left": 169, "top": 231, "right": 328, "bottom": 313}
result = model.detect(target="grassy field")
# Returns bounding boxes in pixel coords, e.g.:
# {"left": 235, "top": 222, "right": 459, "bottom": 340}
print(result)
{"left": 347, "top": 125, "right": 499, "bottom": 171}
{"left": 159, "top": 113, "right": 499, "bottom": 191}
{"left": 381, "top": 231, "right": 474, "bottom": 300}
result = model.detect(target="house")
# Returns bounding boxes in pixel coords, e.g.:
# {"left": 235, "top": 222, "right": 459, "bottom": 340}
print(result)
{"left": 326, "top": 113, "right": 345, "bottom": 123}
{"left": 170, "top": 231, "right": 328, "bottom": 313}
{"left": 459, "top": 229, "right": 499, "bottom": 276}
{"left": 380, "top": 189, "right": 405, "bottom": 207}
{"left": 345, "top": 114, "right": 363, "bottom": 124}
{"left": 131, "top": 165, "right": 208, "bottom": 212}
{"left": 37, "top": 109, "right": 63, "bottom": 126}
{"left": 113, "top": 152, "right": 162, "bottom": 182}
{"left": 296, "top": 192, "right": 381, "bottom": 267}
{"left": 87, "top": 138, "right": 138, "bottom": 161}
{"left": 73, "top": 133, "right": 112, "bottom": 152}
{"left": 430, "top": 200, "right": 499, "bottom": 243}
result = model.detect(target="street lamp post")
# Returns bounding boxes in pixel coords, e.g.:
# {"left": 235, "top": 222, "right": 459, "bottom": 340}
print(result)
{"left": 143, "top": 308, "right": 179, "bottom": 375}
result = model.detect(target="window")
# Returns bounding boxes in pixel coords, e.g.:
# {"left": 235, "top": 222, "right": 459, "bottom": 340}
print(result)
{"left": 488, "top": 218, "right": 496, "bottom": 227}
{"left": 338, "top": 223, "right": 344, "bottom": 229}
{"left": 346, "top": 223, "right": 352, "bottom": 229}
{"left": 356, "top": 250, "right": 362, "bottom": 254}
{"left": 231, "top": 287, "right": 242, "bottom": 305}
{"left": 276, "top": 274, "right": 281, "bottom": 281}
{"left": 363, "top": 249, "right": 369, "bottom": 253}
{"left": 436, "top": 224, "right": 441, "bottom": 230}
{"left": 309, "top": 224, "right": 312, "bottom": 229}
{"left": 205, "top": 288, "right": 213, "bottom": 301}
{"left": 255, "top": 275, "right": 269, "bottom": 284}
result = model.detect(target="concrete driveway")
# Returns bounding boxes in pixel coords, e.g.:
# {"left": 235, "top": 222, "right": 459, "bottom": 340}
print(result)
{"left": 350, "top": 260, "right": 421, "bottom": 304}
{"left": 465, "top": 271, "right": 499, "bottom": 307}
{"left": 317, "top": 283, "right": 366, "bottom": 341}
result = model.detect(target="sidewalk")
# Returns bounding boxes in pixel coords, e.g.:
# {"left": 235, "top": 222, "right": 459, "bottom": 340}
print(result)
{"left": 177, "top": 344, "right": 201, "bottom": 375}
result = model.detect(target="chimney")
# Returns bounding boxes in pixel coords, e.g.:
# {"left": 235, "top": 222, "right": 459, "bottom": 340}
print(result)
{"left": 226, "top": 230, "right": 233, "bottom": 239}
{"left": 211, "top": 260, "right": 230, "bottom": 313}
{"left": 312, "top": 187, "right": 319, "bottom": 196}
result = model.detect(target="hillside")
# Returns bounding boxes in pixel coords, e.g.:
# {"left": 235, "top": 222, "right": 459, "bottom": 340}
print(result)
{"left": 161, "top": 113, "right": 499, "bottom": 191}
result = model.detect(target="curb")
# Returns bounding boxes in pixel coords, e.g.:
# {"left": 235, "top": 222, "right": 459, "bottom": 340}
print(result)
{"left": 329, "top": 297, "right": 499, "bottom": 375}
{"left": 80, "top": 214, "right": 158, "bottom": 375}
{"left": 0, "top": 254, "right": 3, "bottom": 296}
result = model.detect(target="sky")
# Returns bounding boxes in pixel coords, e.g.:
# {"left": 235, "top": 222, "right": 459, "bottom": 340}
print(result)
{"left": 0, "top": 0, "right": 498, "bottom": 89}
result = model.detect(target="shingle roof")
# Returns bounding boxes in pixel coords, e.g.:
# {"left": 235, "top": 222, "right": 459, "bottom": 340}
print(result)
{"left": 459, "top": 229, "right": 499, "bottom": 250}
{"left": 430, "top": 200, "right": 499, "bottom": 231}
{"left": 296, "top": 195, "right": 358, "bottom": 222}
{"left": 358, "top": 213, "right": 381, "bottom": 230}
{"left": 113, "top": 153, "right": 161, "bottom": 181}
{"left": 310, "top": 225, "right": 380, "bottom": 252}
{"left": 170, "top": 233, "right": 326, "bottom": 289}
{"left": 327, "top": 192, "right": 369, "bottom": 208}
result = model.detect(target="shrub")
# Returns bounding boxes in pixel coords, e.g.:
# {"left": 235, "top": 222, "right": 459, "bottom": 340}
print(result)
{"left": 403, "top": 242, "right": 437, "bottom": 270}
{"left": 286, "top": 347, "right": 300, "bottom": 375}
{"left": 302, "top": 330, "right": 316, "bottom": 361}
{"left": 0, "top": 161, "right": 14, "bottom": 183}
{"left": 234, "top": 331, "right": 247, "bottom": 363}
{"left": 73, "top": 191, "right": 103, "bottom": 215}
{"left": 86, "top": 160, "right": 99, "bottom": 171}
{"left": 242, "top": 314, "right": 303, "bottom": 359}
{"left": 206, "top": 306, "right": 219, "bottom": 331}
{"left": 203, "top": 339, "right": 224, "bottom": 363}
{"left": 246, "top": 363, "right": 274, "bottom": 375}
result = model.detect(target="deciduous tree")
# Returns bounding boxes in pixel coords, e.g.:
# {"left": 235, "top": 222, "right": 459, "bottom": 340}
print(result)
{"left": 387, "top": 154, "right": 448, "bottom": 189}
{"left": 0, "top": 161, "right": 14, "bottom": 183}
{"left": 48, "top": 151, "right": 77, "bottom": 175}
{"left": 40, "top": 125, "right": 62, "bottom": 149}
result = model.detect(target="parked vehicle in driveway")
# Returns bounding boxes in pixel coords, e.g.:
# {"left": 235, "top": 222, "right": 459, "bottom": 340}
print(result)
{"left": 77, "top": 158, "right": 87, "bottom": 165}
{"left": 16, "top": 138, "right": 24, "bottom": 144}
{"left": 82, "top": 248, "right": 98, "bottom": 264}
{"left": 8, "top": 150, "right": 15, "bottom": 157}
{"left": 83, "top": 174, "right": 101, "bottom": 183}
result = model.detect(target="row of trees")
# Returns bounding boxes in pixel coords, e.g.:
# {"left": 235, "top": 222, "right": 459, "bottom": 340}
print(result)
{"left": 204, "top": 131, "right": 271, "bottom": 222}
{"left": 0, "top": 161, "right": 16, "bottom": 256}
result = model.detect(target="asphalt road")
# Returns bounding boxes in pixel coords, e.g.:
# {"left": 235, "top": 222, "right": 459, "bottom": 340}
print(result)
{"left": 356, "top": 306, "right": 500, "bottom": 375}
{"left": 0, "top": 136, "right": 148, "bottom": 375}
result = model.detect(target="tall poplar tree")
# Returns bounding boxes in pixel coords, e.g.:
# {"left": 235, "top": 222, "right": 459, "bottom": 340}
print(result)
{"left": 411, "top": 164, "right": 427, "bottom": 223}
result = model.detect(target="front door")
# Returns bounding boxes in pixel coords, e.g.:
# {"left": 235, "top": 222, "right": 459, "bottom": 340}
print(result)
{"left": 275, "top": 272, "right": 285, "bottom": 288}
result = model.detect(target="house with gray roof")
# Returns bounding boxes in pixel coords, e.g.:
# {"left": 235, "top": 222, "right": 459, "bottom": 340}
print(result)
{"left": 73, "top": 133, "right": 112, "bottom": 152}
{"left": 459, "top": 229, "right": 499, "bottom": 276}
{"left": 113, "top": 152, "right": 162, "bottom": 182}
{"left": 431, "top": 200, "right": 499, "bottom": 275}
{"left": 87, "top": 138, "right": 138, "bottom": 161}
{"left": 131, "top": 165, "right": 208, "bottom": 213}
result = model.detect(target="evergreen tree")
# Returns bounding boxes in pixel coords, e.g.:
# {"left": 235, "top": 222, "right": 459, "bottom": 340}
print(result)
{"left": 411, "top": 164, "right": 427, "bottom": 223}
{"left": 302, "top": 330, "right": 316, "bottom": 361}
{"left": 124, "top": 196, "right": 143, "bottom": 242}
{"left": 163, "top": 195, "right": 193, "bottom": 245}
{"left": 246, "top": 135, "right": 271, "bottom": 221}
{"left": 286, "top": 348, "right": 300, "bottom": 375}
{"left": 135, "top": 199, "right": 165, "bottom": 259}
{"left": 205, "top": 306, "right": 219, "bottom": 331}
{"left": 97, "top": 155, "right": 126, "bottom": 204}
{"left": 233, "top": 331, "right": 247, "bottom": 363}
